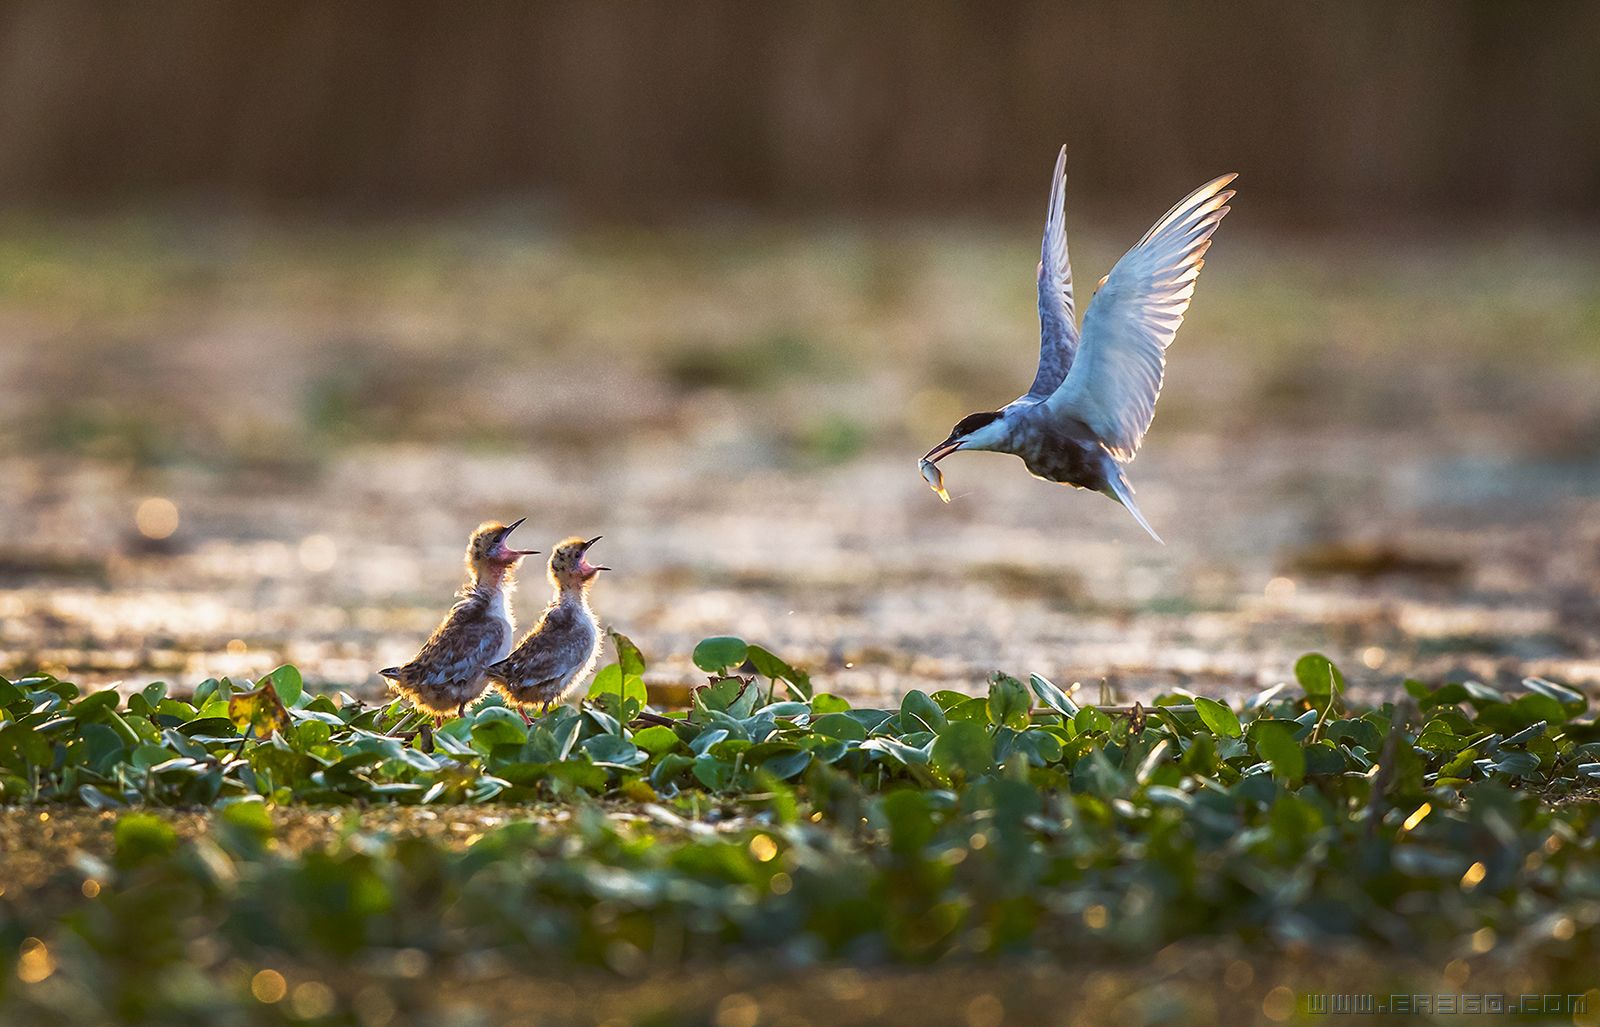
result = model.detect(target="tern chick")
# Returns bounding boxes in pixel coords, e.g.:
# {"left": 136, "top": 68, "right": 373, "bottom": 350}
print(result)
{"left": 920, "top": 146, "right": 1236, "bottom": 542}
{"left": 379, "top": 519, "right": 536, "bottom": 724}
{"left": 486, "top": 535, "right": 609, "bottom": 721}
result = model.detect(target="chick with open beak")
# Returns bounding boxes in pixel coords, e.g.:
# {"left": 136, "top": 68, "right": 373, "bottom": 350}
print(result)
{"left": 486, "top": 535, "right": 609, "bottom": 721}
{"left": 379, "top": 518, "right": 537, "bottom": 724}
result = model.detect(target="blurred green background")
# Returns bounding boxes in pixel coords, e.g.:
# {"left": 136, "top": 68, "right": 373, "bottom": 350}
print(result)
{"left": 1, "top": 0, "right": 1598, "bottom": 702}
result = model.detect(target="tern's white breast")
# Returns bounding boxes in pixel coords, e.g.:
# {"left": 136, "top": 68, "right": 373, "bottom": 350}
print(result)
{"left": 487, "top": 590, "right": 515, "bottom": 663}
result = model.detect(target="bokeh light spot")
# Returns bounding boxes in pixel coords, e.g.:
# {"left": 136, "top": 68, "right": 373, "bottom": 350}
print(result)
{"left": 291, "top": 980, "right": 336, "bottom": 1018}
{"left": 714, "top": 993, "right": 760, "bottom": 1027}
{"left": 18, "top": 938, "right": 54, "bottom": 983}
{"left": 964, "top": 993, "right": 1004, "bottom": 1027}
{"left": 251, "top": 968, "right": 287, "bottom": 1003}
{"left": 135, "top": 497, "right": 180, "bottom": 540}
{"left": 298, "top": 534, "right": 338, "bottom": 572}
{"left": 1262, "top": 985, "right": 1296, "bottom": 1021}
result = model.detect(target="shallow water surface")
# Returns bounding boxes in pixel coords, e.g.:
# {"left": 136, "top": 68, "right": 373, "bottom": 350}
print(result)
{"left": 2, "top": 226, "right": 1597, "bottom": 705}
{"left": 4, "top": 426, "right": 1596, "bottom": 707}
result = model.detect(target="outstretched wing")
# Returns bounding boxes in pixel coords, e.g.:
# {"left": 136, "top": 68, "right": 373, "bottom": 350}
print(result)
{"left": 1025, "top": 145, "right": 1080, "bottom": 401}
{"left": 1044, "top": 172, "right": 1236, "bottom": 459}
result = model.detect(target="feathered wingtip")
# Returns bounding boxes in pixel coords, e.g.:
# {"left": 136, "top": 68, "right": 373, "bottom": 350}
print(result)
{"left": 1105, "top": 471, "right": 1165, "bottom": 545}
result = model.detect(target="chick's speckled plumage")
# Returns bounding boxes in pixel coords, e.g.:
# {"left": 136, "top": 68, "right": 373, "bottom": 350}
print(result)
{"left": 380, "top": 520, "right": 532, "bottom": 717}
{"left": 487, "top": 536, "right": 607, "bottom": 712}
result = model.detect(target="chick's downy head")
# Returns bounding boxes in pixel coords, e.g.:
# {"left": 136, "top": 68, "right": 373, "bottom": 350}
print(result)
{"left": 548, "top": 535, "right": 609, "bottom": 590}
{"left": 467, "top": 518, "right": 536, "bottom": 577}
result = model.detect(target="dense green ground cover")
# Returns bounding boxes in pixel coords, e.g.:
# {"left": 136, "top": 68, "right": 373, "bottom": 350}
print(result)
{"left": 2, "top": 638, "right": 1599, "bottom": 1023}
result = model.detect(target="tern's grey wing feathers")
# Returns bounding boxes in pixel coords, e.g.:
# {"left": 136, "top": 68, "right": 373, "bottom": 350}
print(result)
{"left": 1044, "top": 172, "right": 1236, "bottom": 459}
{"left": 392, "top": 594, "right": 506, "bottom": 688}
{"left": 1026, "top": 145, "right": 1080, "bottom": 401}
{"left": 488, "top": 602, "right": 603, "bottom": 707}
{"left": 486, "top": 645, "right": 564, "bottom": 686}
{"left": 1103, "top": 464, "right": 1164, "bottom": 544}
{"left": 487, "top": 604, "right": 578, "bottom": 682}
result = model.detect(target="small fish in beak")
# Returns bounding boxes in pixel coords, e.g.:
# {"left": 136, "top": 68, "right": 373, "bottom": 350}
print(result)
{"left": 920, "top": 458, "right": 950, "bottom": 503}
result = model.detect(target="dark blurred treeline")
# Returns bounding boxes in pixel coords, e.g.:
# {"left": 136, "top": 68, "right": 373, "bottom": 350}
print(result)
{"left": 0, "top": 0, "right": 1595, "bottom": 224}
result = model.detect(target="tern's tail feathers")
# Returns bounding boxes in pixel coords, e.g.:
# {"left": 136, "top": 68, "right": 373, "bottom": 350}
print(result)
{"left": 1104, "top": 471, "right": 1164, "bottom": 545}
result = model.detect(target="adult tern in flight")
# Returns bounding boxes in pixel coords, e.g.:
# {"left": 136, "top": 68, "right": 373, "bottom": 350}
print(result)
{"left": 919, "top": 147, "right": 1236, "bottom": 543}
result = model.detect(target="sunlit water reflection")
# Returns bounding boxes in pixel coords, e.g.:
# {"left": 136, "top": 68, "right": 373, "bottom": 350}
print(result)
{"left": 4, "top": 424, "right": 1597, "bottom": 708}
